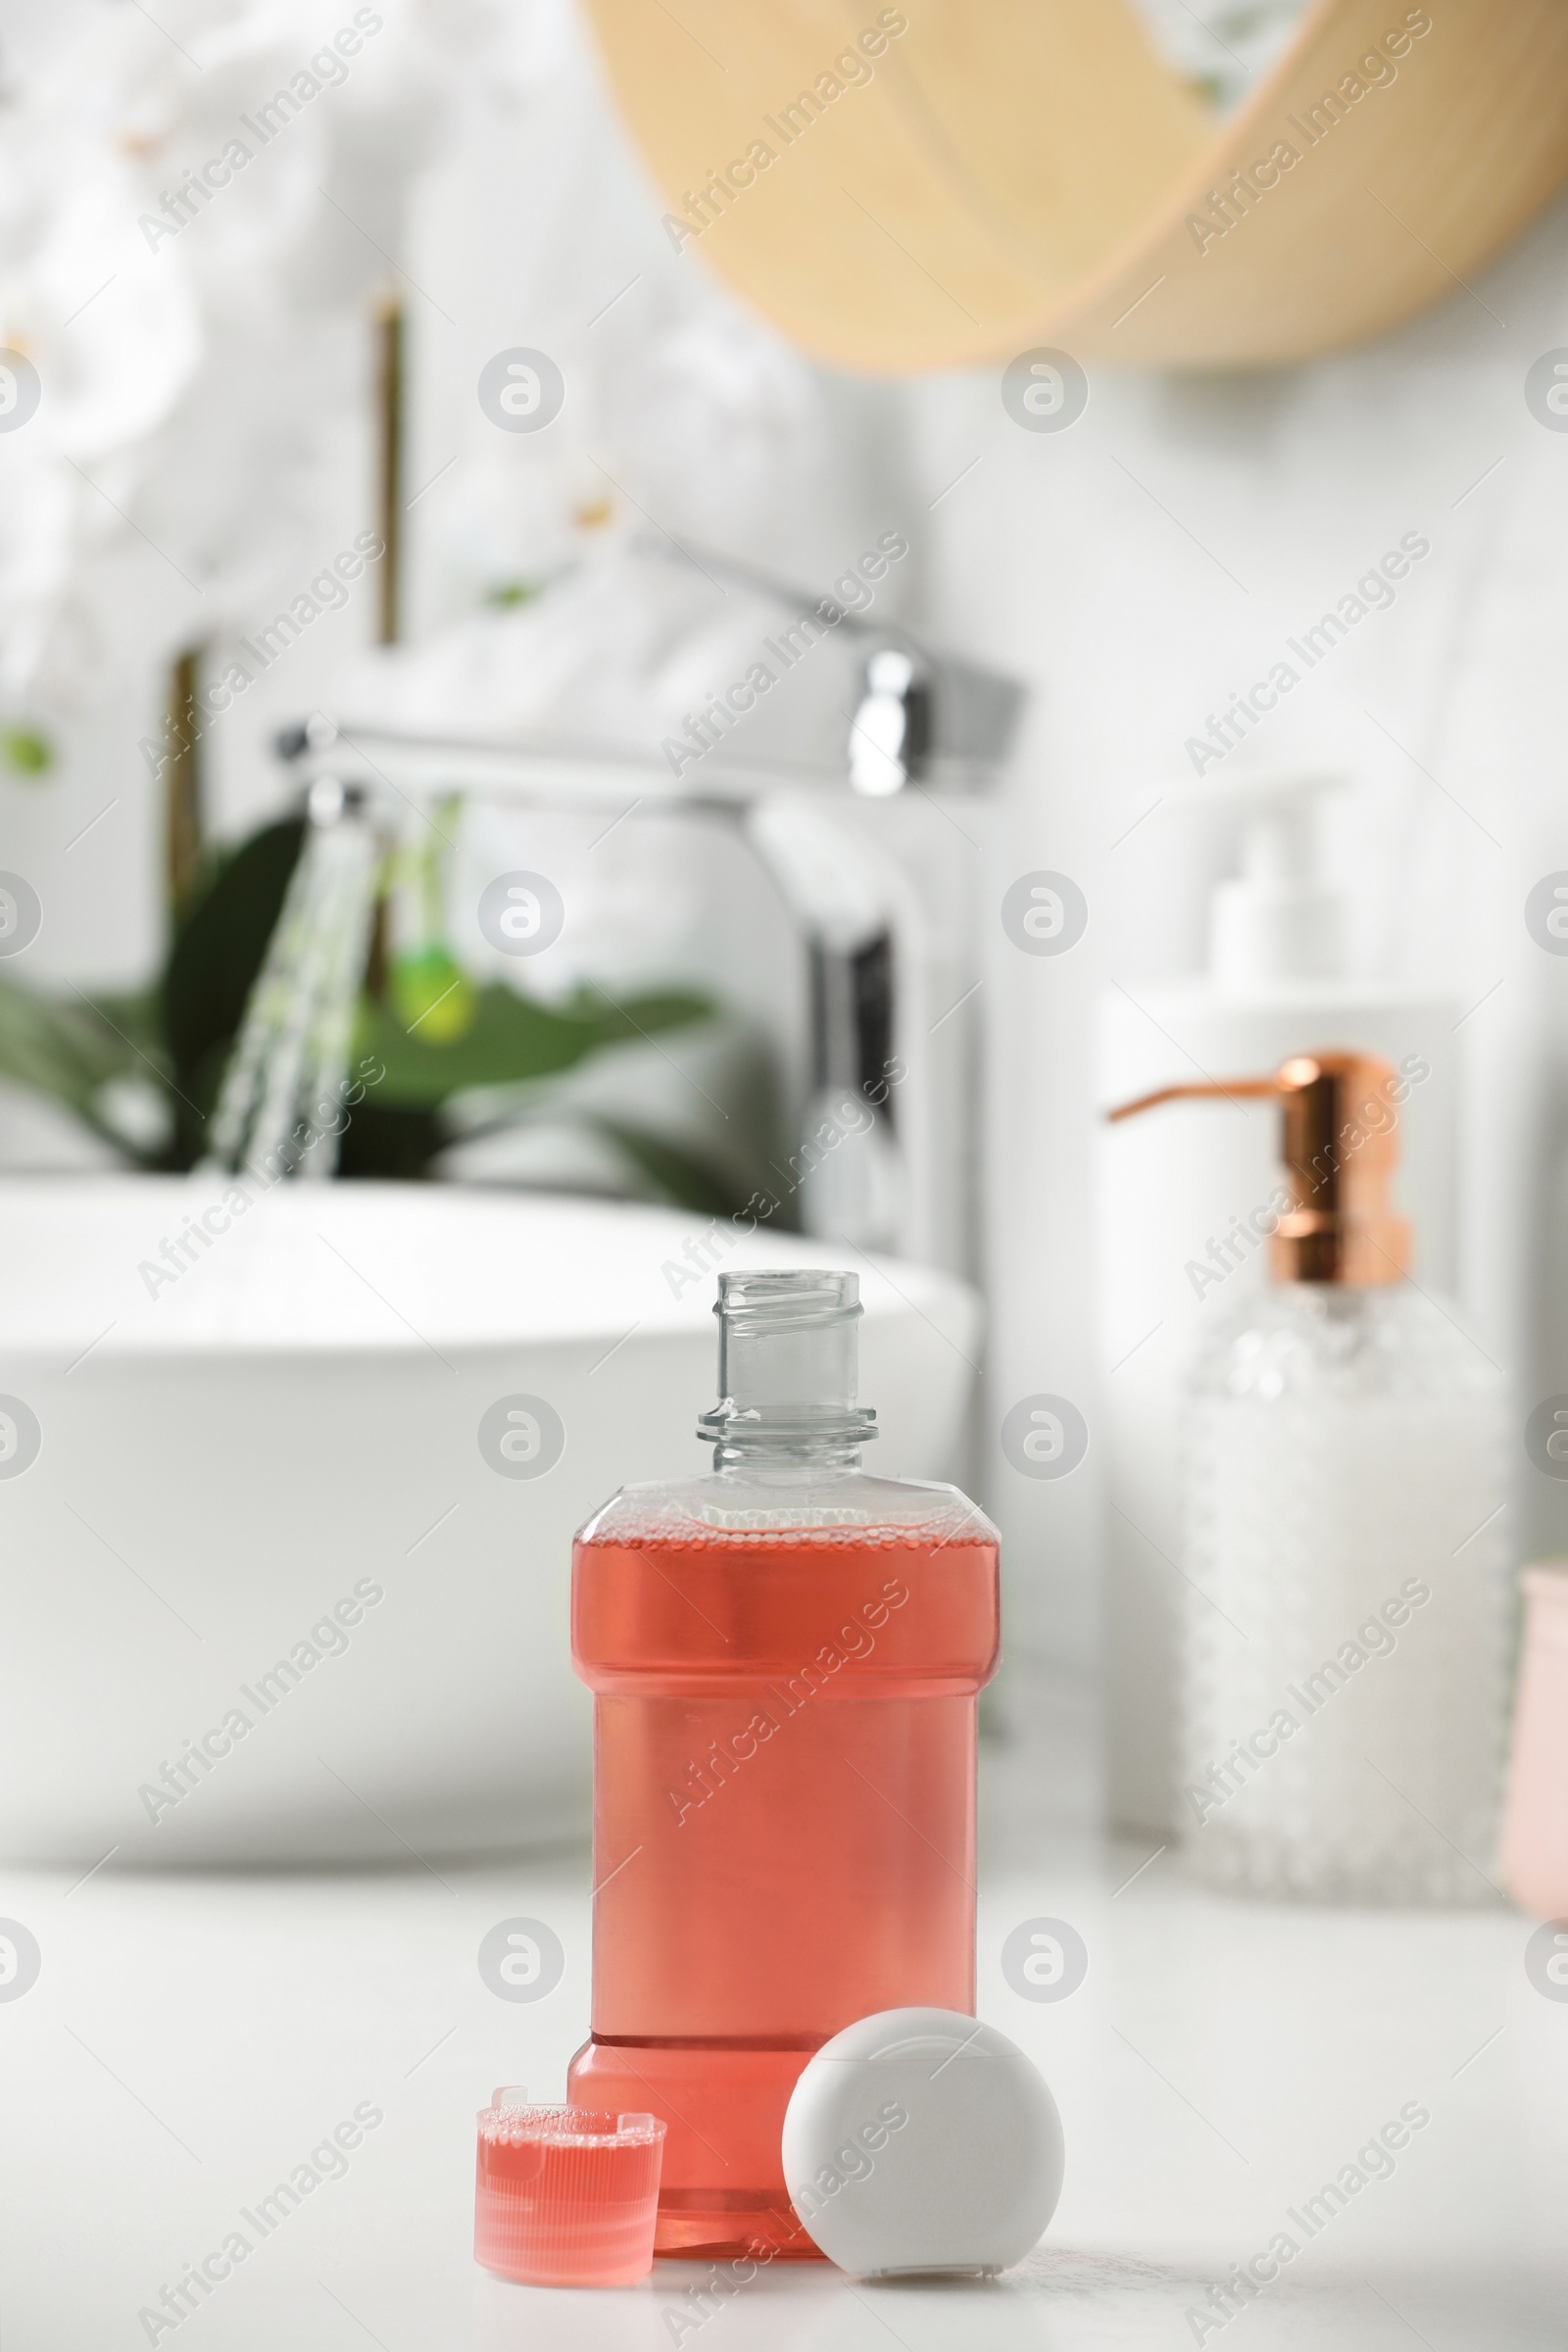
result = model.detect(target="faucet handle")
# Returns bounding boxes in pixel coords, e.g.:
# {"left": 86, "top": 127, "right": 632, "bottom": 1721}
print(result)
{"left": 851, "top": 644, "right": 931, "bottom": 797}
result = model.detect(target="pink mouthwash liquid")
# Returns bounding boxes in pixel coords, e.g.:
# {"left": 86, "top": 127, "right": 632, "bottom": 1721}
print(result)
{"left": 473, "top": 2100, "right": 664, "bottom": 2286}
{"left": 567, "top": 1270, "right": 999, "bottom": 2259}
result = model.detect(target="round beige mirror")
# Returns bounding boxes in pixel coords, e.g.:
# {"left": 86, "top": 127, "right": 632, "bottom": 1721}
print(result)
{"left": 582, "top": 0, "right": 1568, "bottom": 370}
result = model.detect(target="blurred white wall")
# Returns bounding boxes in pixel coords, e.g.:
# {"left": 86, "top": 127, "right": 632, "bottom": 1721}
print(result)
{"left": 900, "top": 196, "right": 1568, "bottom": 1674}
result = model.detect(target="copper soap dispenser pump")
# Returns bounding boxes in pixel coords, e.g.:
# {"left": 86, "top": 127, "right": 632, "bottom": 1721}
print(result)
{"left": 1117, "top": 1044, "right": 1508, "bottom": 1905}
{"left": 1108, "top": 1050, "right": 1410, "bottom": 1287}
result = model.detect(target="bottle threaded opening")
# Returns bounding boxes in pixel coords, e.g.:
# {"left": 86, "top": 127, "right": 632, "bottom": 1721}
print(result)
{"left": 698, "top": 1269, "right": 877, "bottom": 1458}
{"left": 713, "top": 1267, "right": 861, "bottom": 1332}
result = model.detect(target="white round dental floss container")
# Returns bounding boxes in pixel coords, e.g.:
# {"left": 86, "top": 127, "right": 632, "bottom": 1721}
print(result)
{"left": 780, "top": 2006, "right": 1064, "bottom": 2277}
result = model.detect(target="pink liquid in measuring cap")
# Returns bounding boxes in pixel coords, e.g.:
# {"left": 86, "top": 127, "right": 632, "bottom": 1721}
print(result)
{"left": 473, "top": 2099, "right": 664, "bottom": 2286}
{"left": 568, "top": 1510, "right": 999, "bottom": 2258}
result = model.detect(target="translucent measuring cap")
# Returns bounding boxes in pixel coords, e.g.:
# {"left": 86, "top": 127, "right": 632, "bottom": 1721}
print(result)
{"left": 473, "top": 2089, "right": 666, "bottom": 2287}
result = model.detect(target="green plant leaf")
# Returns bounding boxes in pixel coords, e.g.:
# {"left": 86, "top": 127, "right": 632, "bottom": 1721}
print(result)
{"left": 356, "top": 981, "right": 712, "bottom": 1108}
{"left": 160, "top": 816, "right": 306, "bottom": 1161}
{"left": 0, "top": 975, "right": 162, "bottom": 1154}
{"left": 585, "top": 1115, "right": 750, "bottom": 1215}
{"left": 1, "top": 806, "right": 725, "bottom": 1185}
{"left": 161, "top": 817, "right": 306, "bottom": 1073}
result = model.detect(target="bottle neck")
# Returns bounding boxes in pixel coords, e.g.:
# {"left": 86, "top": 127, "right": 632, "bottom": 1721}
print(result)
{"left": 708, "top": 1427, "right": 868, "bottom": 1474}
{"left": 699, "top": 1267, "right": 877, "bottom": 1471}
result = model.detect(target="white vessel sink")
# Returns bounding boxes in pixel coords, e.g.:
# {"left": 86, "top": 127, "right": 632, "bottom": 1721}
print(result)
{"left": 0, "top": 1177, "right": 979, "bottom": 1863}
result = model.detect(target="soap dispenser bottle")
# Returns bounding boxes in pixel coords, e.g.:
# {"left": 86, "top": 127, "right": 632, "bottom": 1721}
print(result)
{"left": 1096, "top": 774, "right": 1459, "bottom": 1838}
{"left": 567, "top": 1269, "right": 1000, "bottom": 2257}
{"left": 1111, "top": 1054, "right": 1507, "bottom": 1902}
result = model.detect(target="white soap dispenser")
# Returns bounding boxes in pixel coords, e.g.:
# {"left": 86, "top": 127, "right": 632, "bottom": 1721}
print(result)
{"left": 1109, "top": 1053, "right": 1507, "bottom": 1903}
{"left": 1096, "top": 775, "right": 1458, "bottom": 1836}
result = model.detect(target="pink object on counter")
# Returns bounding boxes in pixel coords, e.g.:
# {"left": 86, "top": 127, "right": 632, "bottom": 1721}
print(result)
{"left": 1501, "top": 1563, "right": 1568, "bottom": 1921}
{"left": 473, "top": 2094, "right": 665, "bottom": 2286}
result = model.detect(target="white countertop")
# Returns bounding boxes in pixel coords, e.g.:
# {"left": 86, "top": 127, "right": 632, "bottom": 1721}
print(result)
{"left": 3, "top": 1727, "right": 1563, "bottom": 2352}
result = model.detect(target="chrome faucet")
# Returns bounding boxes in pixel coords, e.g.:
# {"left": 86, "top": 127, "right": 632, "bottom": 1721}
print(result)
{"left": 275, "top": 541, "right": 1021, "bottom": 1271}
